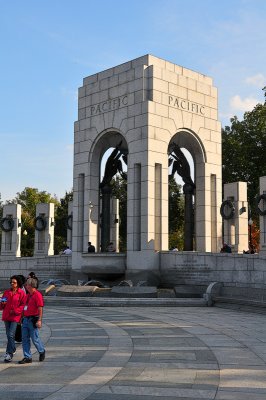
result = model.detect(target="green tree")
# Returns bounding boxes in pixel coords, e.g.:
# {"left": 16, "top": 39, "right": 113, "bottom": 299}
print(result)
{"left": 54, "top": 190, "right": 73, "bottom": 254}
{"left": 222, "top": 87, "right": 266, "bottom": 220}
{"left": 168, "top": 177, "right": 184, "bottom": 250}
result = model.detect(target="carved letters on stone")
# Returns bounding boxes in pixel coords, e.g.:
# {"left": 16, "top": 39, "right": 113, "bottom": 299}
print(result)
{"left": 87, "top": 93, "right": 205, "bottom": 118}
{"left": 88, "top": 95, "right": 128, "bottom": 117}
{"left": 168, "top": 96, "right": 205, "bottom": 115}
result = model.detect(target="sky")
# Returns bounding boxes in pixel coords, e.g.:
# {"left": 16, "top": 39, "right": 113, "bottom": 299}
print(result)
{"left": 1, "top": 0, "right": 265, "bottom": 202}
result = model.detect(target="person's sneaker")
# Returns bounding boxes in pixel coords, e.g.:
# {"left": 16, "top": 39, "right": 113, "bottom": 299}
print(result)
{"left": 18, "top": 357, "right": 32, "bottom": 364}
{"left": 4, "top": 353, "right": 12, "bottom": 363}
{"left": 13, "top": 349, "right": 16, "bottom": 355}
{"left": 39, "top": 351, "right": 45, "bottom": 362}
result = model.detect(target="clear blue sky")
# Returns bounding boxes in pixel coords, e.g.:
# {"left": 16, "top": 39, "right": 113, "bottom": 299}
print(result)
{"left": 1, "top": 0, "right": 265, "bottom": 202}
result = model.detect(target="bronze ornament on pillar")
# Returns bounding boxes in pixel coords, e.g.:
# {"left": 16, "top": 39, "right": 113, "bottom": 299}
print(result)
{"left": 0, "top": 217, "right": 15, "bottom": 232}
{"left": 34, "top": 216, "right": 47, "bottom": 231}
{"left": 256, "top": 194, "right": 266, "bottom": 216}
{"left": 220, "top": 200, "right": 235, "bottom": 220}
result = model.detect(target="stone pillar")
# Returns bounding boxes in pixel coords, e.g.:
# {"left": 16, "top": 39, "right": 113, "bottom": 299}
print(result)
{"left": 1, "top": 204, "right": 21, "bottom": 257}
{"left": 258, "top": 176, "right": 266, "bottom": 255}
{"left": 77, "top": 173, "right": 85, "bottom": 252}
{"left": 223, "top": 182, "right": 248, "bottom": 253}
{"left": 154, "top": 163, "right": 162, "bottom": 251}
{"left": 183, "top": 184, "right": 195, "bottom": 251}
{"left": 110, "top": 197, "right": 119, "bottom": 252}
{"left": 34, "top": 203, "right": 54, "bottom": 256}
{"left": 67, "top": 201, "right": 73, "bottom": 249}
{"left": 132, "top": 163, "right": 141, "bottom": 251}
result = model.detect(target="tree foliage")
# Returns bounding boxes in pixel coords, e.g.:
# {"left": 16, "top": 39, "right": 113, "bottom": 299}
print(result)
{"left": 168, "top": 177, "right": 185, "bottom": 250}
{"left": 54, "top": 190, "right": 73, "bottom": 254}
{"left": 222, "top": 88, "right": 266, "bottom": 219}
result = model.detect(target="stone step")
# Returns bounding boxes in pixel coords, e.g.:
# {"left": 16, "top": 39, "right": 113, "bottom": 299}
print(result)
{"left": 45, "top": 296, "right": 207, "bottom": 307}
{"left": 213, "top": 296, "right": 266, "bottom": 308}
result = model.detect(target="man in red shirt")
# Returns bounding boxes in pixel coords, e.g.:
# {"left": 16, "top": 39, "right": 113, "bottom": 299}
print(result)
{"left": 18, "top": 277, "right": 46, "bottom": 364}
{"left": 0, "top": 275, "right": 26, "bottom": 362}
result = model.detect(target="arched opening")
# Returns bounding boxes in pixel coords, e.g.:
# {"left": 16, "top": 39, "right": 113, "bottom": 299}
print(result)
{"left": 168, "top": 130, "right": 206, "bottom": 251}
{"left": 168, "top": 147, "right": 195, "bottom": 250}
{"left": 100, "top": 146, "right": 127, "bottom": 252}
{"left": 88, "top": 131, "right": 128, "bottom": 253}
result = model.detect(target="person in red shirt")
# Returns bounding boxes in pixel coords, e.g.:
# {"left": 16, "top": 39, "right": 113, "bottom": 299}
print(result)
{"left": 0, "top": 275, "right": 26, "bottom": 363}
{"left": 18, "top": 277, "right": 46, "bottom": 364}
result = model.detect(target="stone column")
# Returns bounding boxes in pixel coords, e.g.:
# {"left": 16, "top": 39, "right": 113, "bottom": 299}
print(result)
{"left": 34, "top": 203, "right": 54, "bottom": 256}
{"left": 110, "top": 197, "right": 119, "bottom": 252}
{"left": 183, "top": 184, "right": 195, "bottom": 251}
{"left": 223, "top": 182, "right": 248, "bottom": 253}
{"left": 77, "top": 173, "right": 85, "bottom": 252}
{"left": 1, "top": 204, "right": 21, "bottom": 257}
{"left": 258, "top": 176, "right": 266, "bottom": 255}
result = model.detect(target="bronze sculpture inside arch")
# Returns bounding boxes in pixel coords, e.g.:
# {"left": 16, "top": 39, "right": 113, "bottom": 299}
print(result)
{"left": 169, "top": 142, "right": 196, "bottom": 251}
{"left": 100, "top": 141, "right": 127, "bottom": 252}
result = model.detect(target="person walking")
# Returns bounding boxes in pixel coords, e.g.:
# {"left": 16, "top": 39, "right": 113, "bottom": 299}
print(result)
{"left": 14, "top": 274, "right": 27, "bottom": 344}
{"left": 18, "top": 277, "right": 45, "bottom": 364}
{"left": 27, "top": 271, "right": 39, "bottom": 288}
{"left": 0, "top": 275, "right": 26, "bottom": 363}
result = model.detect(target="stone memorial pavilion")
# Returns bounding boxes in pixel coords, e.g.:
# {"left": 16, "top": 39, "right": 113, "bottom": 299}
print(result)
{"left": 71, "top": 54, "right": 222, "bottom": 279}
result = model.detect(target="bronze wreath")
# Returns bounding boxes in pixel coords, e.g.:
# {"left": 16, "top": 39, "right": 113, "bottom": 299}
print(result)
{"left": 34, "top": 216, "right": 47, "bottom": 231}
{"left": 220, "top": 200, "right": 235, "bottom": 220}
{"left": 66, "top": 214, "right": 73, "bottom": 230}
{"left": 257, "top": 194, "right": 266, "bottom": 216}
{"left": 0, "top": 217, "right": 15, "bottom": 232}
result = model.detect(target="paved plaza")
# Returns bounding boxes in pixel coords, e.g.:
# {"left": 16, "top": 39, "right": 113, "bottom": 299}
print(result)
{"left": 1, "top": 305, "right": 266, "bottom": 399}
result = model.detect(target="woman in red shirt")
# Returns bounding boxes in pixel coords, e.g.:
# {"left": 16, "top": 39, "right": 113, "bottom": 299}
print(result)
{"left": 0, "top": 275, "right": 26, "bottom": 362}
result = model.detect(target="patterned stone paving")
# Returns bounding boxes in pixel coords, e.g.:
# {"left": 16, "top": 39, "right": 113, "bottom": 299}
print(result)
{"left": 1, "top": 306, "right": 266, "bottom": 399}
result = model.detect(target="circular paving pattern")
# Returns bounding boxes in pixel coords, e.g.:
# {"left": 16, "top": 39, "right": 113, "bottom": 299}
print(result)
{"left": 1, "top": 306, "right": 266, "bottom": 399}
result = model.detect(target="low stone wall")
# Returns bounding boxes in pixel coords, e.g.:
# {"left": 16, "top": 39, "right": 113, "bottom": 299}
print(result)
{"left": 2, "top": 251, "right": 266, "bottom": 293}
{"left": 160, "top": 251, "right": 266, "bottom": 289}
{"left": 0, "top": 255, "right": 72, "bottom": 289}
{"left": 75, "top": 252, "right": 126, "bottom": 275}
